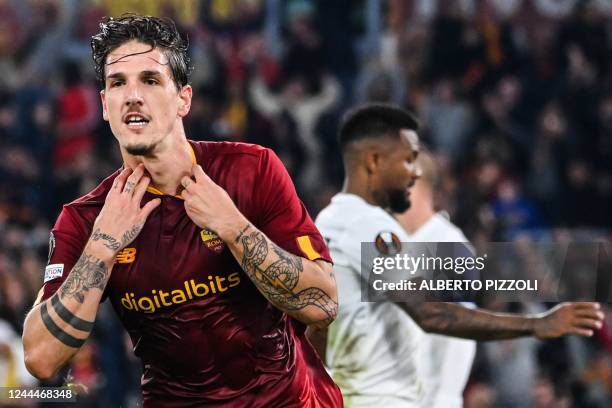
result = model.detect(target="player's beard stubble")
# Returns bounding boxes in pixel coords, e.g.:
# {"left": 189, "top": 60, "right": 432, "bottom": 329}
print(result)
{"left": 125, "top": 143, "right": 157, "bottom": 157}
{"left": 372, "top": 186, "right": 411, "bottom": 213}
{"left": 387, "top": 188, "right": 411, "bottom": 213}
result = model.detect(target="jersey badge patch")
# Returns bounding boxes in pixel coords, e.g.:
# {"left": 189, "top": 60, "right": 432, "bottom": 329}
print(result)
{"left": 44, "top": 263, "right": 64, "bottom": 283}
{"left": 201, "top": 229, "right": 225, "bottom": 254}
{"left": 374, "top": 231, "right": 402, "bottom": 255}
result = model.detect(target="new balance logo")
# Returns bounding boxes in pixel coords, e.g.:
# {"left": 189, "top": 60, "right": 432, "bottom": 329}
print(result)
{"left": 116, "top": 248, "right": 137, "bottom": 264}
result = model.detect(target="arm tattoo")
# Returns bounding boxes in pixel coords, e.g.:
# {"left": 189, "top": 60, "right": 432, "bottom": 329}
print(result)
{"left": 40, "top": 302, "right": 86, "bottom": 348}
{"left": 91, "top": 228, "right": 120, "bottom": 251}
{"left": 121, "top": 224, "right": 142, "bottom": 246}
{"left": 59, "top": 253, "right": 108, "bottom": 303}
{"left": 238, "top": 226, "right": 337, "bottom": 324}
{"left": 234, "top": 224, "right": 252, "bottom": 243}
{"left": 50, "top": 295, "right": 94, "bottom": 332}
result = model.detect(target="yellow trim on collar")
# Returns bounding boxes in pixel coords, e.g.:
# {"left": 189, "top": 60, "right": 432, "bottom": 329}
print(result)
{"left": 188, "top": 142, "right": 197, "bottom": 164}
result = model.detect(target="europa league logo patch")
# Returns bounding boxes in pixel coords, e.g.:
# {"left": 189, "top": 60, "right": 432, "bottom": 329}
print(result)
{"left": 374, "top": 231, "right": 402, "bottom": 255}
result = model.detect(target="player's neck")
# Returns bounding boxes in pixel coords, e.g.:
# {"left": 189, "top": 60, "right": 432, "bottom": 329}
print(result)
{"left": 342, "top": 176, "right": 377, "bottom": 207}
{"left": 122, "top": 134, "right": 193, "bottom": 196}
{"left": 399, "top": 204, "right": 434, "bottom": 235}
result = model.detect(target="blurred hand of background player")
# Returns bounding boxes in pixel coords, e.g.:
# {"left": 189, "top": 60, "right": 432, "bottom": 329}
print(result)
{"left": 181, "top": 164, "right": 247, "bottom": 240}
{"left": 534, "top": 302, "right": 604, "bottom": 339}
{"left": 91, "top": 164, "right": 161, "bottom": 258}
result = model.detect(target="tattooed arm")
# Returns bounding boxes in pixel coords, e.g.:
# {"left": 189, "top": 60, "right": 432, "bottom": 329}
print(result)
{"left": 181, "top": 165, "right": 338, "bottom": 328}
{"left": 23, "top": 165, "right": 160, "bottom": 379}
{"left": 228, "top": 223, "right": 337, "bottom": 328}
{"left": 399, "top": 301, "right": 603, "bottom": 341}
{"left": 23, "top": 245, "right": 115, "bottom": 379}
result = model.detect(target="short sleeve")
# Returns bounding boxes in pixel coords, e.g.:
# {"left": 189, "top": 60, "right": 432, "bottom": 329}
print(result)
{"left": 253, "top": 149, "right": 332, "bottom": 263}
{"left": 39, "top": 207, "right": 89, "bottom": 302}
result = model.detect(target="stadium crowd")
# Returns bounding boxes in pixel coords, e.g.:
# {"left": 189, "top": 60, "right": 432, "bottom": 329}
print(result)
{"left": 0, "top": 0, "right": 610, "bottom": 406}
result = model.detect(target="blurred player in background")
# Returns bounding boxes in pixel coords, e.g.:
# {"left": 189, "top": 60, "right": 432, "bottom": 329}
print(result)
{"left": 313, "top": 103, "right": 603, "bottom": 407}
{"left": 395, "top": 149, "right": 476, "bottom": 408}
{"left": 20, "top": 15, "right": 341, "bottom": 407}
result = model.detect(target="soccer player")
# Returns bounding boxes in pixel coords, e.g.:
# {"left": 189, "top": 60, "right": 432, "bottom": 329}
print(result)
{"left": 395, "top": 149, "right": 476, "bottom": 408}
{"left": 313, "top": 103, "right": 603, "bottom": 407}
{"left": 21, "top": 15, "right": 342, "bottom": 407}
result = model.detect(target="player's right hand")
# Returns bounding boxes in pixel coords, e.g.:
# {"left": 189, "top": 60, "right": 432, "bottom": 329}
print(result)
{"left": 534, "top": 302, "right": 604, "bottom": 339}
{"left": 89, "top": 164, "right": 161, "bottom": 258}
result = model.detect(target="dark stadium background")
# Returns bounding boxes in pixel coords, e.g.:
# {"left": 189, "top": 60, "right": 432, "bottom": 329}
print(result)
{"left": 0, "top": 0, "right": 610, "bottom": 407}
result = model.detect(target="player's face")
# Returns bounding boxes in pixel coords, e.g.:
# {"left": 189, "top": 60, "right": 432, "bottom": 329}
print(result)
{"left": 376, "top": 129, "right": 421, "bottom": 213}
{"left": 100, "top": 40, "right": 192, "bottom": 156}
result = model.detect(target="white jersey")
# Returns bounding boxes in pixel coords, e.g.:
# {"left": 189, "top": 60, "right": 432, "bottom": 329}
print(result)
{"left": 407, "top": 213, "right": 476, "bottom": 408}
{"left": 316, "top": 193, "right": 424, "bottom": 407}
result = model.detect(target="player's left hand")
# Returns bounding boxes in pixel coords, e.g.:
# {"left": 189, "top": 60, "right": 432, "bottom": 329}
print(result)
{"left": 534, "top": 302, "right": 604, "bottom": 339}
{"left": 180, "top": 164, "right": 248, "bottom": 241}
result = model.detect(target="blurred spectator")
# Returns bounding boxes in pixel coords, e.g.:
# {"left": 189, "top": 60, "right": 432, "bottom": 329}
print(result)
{"left": 593, "top": 94, "right": 612, "bottom": 228}
{"left": 355, "top": 59, "right": 405, "bottom": 105}
{"left": 464, "top": 382, "right": 496, "bottom": 408}
{"left": 18, "top": 0, "right": 81, "bottom": 82}
{"left": 426, "top": 0, "right": 472, "bottom": 82}
{"left": 54, "top": 60, "right": 98, "bottom": 172}
{"left": 562, "top": 159, "right": 599, "bottom": 227}
{"left": 531, "top": 375, "right": 570, "bottom": 408}
{"left": 281, "top": 0, "right": 326, "bottom": 95}
{"left": 491, "top": 178, "right": 544, "bottom": 239}
{"left": 67, "top": 343, "right": 101, "bottom": 406}
{"left": 556, "top": 0, "right": 609, "bottom": 80}
{"left": 483, "top": 303, "right": 542, "bottom": 407}
{"left": 527, "top": 101, "right": 569, "bottom": 224}
{"left": 422, "top": 78, "right": 473, "bottom": 161}
{"left": 0, "top": 320, "right": 37, "bottom": 391}
{"left": 314, "top": 0, "right": 360, "bottom": 103}
{"left": 249, "top": 71, "right": 340, "bottom": 196}
{"left": 582, "top": 351, "right": 612, "bottom": 405}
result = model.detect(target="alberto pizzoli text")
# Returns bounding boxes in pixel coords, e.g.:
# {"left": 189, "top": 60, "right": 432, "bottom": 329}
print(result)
{"left": 372, "top": 279, "right": 538, "bottom": 291}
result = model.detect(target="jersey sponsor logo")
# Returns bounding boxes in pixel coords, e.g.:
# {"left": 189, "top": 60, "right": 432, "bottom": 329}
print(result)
{"left": 200, "top": 229, "right": 225, "bottom": 253}
{"left": 116, "top": 248, "right": 137, "bottom": 264}
{"left": 374, "top": 231, "right": 402, "bottom": 255}
{"left": 44, "top": 263, "right": 64, "bottom": 283}
{"left": 120, "top": 273, "right": 241, "bottom": 313}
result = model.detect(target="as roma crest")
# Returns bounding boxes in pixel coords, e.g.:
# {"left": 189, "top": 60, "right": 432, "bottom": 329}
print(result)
{"left": 200, "top": 229, "right": 226, "bottom": 254}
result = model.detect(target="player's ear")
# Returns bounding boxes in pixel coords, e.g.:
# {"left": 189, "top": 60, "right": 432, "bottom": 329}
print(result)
{"left": 364, "top": 150, "right": 380, "bottom": 175}
{"left": 177, "top": 84, "right": 192, "bottom": 117}
{"left": 100, "top": 90, "right": 108, "bottom": 121}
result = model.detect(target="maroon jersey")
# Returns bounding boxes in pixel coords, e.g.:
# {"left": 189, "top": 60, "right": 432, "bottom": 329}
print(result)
{"left": 41, "top": 141, "right": 342, "bottom": 407}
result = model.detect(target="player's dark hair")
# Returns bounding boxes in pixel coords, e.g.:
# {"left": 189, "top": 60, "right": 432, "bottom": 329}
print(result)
{"left": 91, "top": 14, "right": 191, "bottom": 89}
{"left": 338, "top": 104, "right": 420, "bottom": 152}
